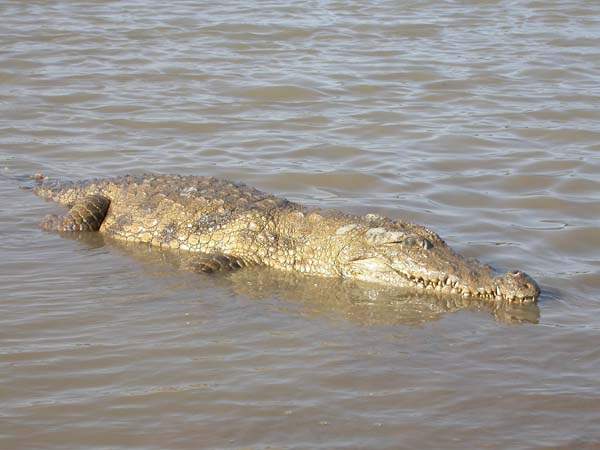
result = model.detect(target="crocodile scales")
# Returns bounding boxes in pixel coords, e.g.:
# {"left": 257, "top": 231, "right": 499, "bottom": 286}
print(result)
{"left": 34, "top": 174, "right": 540, "bottom": 303}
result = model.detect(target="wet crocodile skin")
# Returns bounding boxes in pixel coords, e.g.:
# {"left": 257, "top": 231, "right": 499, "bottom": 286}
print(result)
{"left": 34, "top": 174, "right": 540, "bottom": 303}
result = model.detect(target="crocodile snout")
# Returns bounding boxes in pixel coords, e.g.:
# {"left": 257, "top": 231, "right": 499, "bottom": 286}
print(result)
{"left": 495, "top": 270, "right": 540, "bottom": 303}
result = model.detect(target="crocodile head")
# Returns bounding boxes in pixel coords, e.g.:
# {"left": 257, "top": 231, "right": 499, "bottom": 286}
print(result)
{"left": 338, "top": 225, "right": 540, "bottom": 303}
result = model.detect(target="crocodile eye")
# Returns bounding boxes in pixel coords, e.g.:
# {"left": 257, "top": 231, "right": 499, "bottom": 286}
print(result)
{"left": 403, "top": 237, "right": 417, "bottom": 247}
{"left": 403, "top": 237, "right": 432, "bottom": 250}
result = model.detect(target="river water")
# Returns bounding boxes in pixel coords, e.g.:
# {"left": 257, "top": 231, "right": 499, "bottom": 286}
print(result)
{"left": 1, "top": 1, "right": 599, "bottom": 449}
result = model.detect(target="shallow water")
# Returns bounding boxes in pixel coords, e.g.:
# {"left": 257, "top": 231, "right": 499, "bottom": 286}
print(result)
{"left": 1, "top": 1, "right": 599, "bottom": 449}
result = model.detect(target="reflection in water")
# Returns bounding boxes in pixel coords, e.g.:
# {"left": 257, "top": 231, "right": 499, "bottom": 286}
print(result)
{"left": 229, "top": 269, "right": 541, "bottom": 326}
{"left": 62, "top": 232, "right": 540, "bottom": 325}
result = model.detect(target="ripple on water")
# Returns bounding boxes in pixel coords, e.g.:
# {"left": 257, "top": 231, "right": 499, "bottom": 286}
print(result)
{"left": 233, "top": 85, "right": 326, "bottom": 102}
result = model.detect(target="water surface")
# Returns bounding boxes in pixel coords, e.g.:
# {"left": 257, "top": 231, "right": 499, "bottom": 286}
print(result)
{"left": 1, "top": 1, "right": 599, "bottom": 449}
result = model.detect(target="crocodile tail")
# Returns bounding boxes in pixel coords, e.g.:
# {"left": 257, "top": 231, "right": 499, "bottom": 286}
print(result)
{"left": 40, "top": 194, "right": 111, "bottom": 232}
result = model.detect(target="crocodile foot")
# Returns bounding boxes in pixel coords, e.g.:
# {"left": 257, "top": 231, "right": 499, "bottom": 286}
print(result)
{"left": 189, "top": 254, "right": 250, "bottom": 273}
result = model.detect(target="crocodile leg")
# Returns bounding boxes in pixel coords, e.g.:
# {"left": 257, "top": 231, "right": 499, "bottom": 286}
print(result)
{"left": 41, "top": 194, "right": 110, "bottom": 232}
{"left": 189, "top": 253, "right": 251, "bottom": 273}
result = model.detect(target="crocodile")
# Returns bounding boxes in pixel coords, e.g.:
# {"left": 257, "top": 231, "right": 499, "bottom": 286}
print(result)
{"left": 33, "top": 174, "right": 540, "bottom": 303}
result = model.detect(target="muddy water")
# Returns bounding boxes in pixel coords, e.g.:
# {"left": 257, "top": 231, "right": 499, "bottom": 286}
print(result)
{"left": 1, "top": 1, "right": 600, "bottom": 449}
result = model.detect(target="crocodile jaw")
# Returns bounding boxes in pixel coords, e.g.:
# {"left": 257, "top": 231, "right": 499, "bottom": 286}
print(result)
{"left": 344, "top": 257, "right": 540, "bottom": 303}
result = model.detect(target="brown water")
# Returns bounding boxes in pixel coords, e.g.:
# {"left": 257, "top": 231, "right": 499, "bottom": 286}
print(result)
{"left": 1, "top": 1, "right": 600, "bottom": 449}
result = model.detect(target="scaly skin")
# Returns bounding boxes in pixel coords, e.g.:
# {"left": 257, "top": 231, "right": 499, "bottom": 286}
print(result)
{"left": 34, "top": 174, "right": 540, "bottom": 303}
